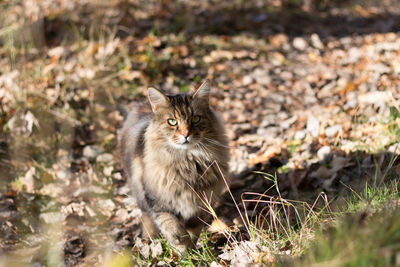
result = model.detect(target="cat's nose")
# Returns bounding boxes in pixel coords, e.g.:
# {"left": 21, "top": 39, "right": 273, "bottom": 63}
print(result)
{"left": 181, "top": 129, "right": 189, "bottom": 138}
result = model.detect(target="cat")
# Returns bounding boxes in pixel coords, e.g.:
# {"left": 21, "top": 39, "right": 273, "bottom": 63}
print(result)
{"left": 118, "top": 80, "right": 229, "bottom": 251}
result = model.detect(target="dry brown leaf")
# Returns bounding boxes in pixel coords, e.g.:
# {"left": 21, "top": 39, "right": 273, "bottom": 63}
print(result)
{"left": 150, "top": 240, "right": 163, "bottom": 258}
{"left": 19, "top": 166, "right": 36, "bottom": 193}
{"left": 39, "top": 183, "right": 64, "bottom": 198}
{"left": 219, "top": 241, "right": 259, "bottom": 266}
{"left": 353, "top": 5, "right": 373, "bottom": 17}
{"left": 249, "top": 146, "right": 281, "bottom": 165}
{"left": 210, "top": 219, "right": 229, "bottom": 233}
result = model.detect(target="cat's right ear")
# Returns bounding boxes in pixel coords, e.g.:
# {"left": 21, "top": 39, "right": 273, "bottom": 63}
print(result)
{"left": 148, "top": 87, "right": 168, "bottom": 112}
{"left": 193, "top": 79, "right": 210, "bottom": 104}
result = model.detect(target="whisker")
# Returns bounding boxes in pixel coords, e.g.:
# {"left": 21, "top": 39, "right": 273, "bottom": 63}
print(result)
{"left": 195, "top": 142, "right": 208, "bottom": 153}
{"left": 203, "top": 138, "right": 232, "bottom": 149}
{"left": 204, "top": 140, "right": 229, "bottom": 149}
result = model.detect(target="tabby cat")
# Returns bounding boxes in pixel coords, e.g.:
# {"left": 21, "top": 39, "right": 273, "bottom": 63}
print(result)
{"left": 119, "top": 80, "right": 229, "bottom": 251}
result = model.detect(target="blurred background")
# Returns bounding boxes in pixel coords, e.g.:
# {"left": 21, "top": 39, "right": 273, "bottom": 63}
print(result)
{"left": 1, "top": 0, "right": 400, "bottom": 266}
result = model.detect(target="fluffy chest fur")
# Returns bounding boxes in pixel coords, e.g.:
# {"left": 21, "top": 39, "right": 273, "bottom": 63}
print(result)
{"left": 143, "top": 127, "right": 223, "bottom": 219}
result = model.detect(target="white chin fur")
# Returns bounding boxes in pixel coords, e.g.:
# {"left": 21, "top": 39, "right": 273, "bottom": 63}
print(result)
{"left": 170, "top": 142, "right": 190, "bottom": 150}
{"left": 169, "top": 139, "right": 198, "bottom": 150}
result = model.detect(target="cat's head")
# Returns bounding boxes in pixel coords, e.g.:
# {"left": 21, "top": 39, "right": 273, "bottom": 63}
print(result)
{"left": 147, "top": 80, "right": 215, "bottom": 149}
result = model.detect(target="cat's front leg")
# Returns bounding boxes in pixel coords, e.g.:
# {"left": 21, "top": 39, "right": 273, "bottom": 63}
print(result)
{"left": 141, "top": 212, "right": 159, "bottom": 239}
{"left": 152, "top": 211, "right": 195, "bottom": 252}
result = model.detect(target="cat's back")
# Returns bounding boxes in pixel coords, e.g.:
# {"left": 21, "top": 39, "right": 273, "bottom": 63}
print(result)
{"left": 119, "top": 106, "right": 152, "bottom": 178}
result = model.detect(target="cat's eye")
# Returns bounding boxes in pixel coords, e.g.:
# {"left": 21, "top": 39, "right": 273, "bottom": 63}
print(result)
{"left": 167, "top": 119, "right": 177, "bottom": 126}
{"left": 192, "top": 115, "right": 201, "bottom": 123}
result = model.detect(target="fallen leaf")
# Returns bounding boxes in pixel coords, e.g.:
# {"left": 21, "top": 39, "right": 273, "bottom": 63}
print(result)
{"left": 219, "top": 241, "right": 259, "bottom": 266}
{"left": 40, "top": 212, "right": 66, "bottom": 224}
{"left": 210, "top": 219, "right": 229, "bottom": 233}
{"left": 19, "top": 166, "right": 36, "bottom": 193}
{"left": 249, "top": 146, "right": 281, "bottom": 165}
{"left": 8, "top": 111, "right": 39, "bottom": 137}
{"left": 150, "top": 240, "right": 163, "bottom": 258}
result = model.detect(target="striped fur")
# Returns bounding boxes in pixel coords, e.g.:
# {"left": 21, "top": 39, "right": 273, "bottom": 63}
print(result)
{"left": 119, "top": 80, "right": 229, "bottom": 251}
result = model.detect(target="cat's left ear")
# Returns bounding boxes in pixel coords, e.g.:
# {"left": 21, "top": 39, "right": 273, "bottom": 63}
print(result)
{"left": 148, "top": 87, "right": 168, "bottom": 112}
{"left": 193, "top": 79, "right": 210, "bottom": 104}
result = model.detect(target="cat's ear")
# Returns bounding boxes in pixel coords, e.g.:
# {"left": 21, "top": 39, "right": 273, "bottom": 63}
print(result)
{"left": 148, "top": 87, "right": 168, "bottom": 112}
{"left": 193, "top": 79, "right": 210, "bottom": 104}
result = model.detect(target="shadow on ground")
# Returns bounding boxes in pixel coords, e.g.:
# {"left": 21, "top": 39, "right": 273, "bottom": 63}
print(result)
{"left": 207, "top": 148, "right": 400, "bottom": 248}
{"left": 38, "top": 0, "right": 400, "bottom": 46}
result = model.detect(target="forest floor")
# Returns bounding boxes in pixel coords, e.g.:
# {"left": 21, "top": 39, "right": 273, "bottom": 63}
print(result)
{"left": 1, "top": 0, "right": 400, "bottom": 266}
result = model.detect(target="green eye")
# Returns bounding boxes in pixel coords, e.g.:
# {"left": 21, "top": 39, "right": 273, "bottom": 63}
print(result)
{"left": 192, "top": 115, "right": 201, "bottom": 123}
{"left": 167, "top": 119, "right": 177, "bottom": 126}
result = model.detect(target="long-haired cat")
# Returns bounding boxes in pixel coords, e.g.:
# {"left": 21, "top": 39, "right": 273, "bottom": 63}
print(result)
{"left": 119, "top": 80, "right": 229, "bottom": 251}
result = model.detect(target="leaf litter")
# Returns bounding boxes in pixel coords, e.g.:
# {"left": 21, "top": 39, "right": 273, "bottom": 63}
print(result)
{"left": 0, "top": 0, "right": 400, "bottom": 265}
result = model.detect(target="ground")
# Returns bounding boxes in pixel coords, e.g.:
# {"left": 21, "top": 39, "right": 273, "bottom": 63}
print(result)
{"left": 0, "top": 0, "right": 400, "bottom": 266}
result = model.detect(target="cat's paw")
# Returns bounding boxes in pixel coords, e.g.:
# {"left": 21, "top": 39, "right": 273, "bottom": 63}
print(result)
{"left": 173, "top": 241, "right": 195, "bottom": 255}
{"left": 171, "top": 235, "right": 195, "bottom": 254}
